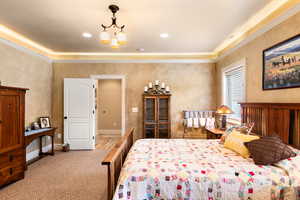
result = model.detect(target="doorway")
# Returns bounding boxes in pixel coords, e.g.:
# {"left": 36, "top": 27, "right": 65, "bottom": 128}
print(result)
{"left": 91, "top": 75, "right": 126, "bottom": 149}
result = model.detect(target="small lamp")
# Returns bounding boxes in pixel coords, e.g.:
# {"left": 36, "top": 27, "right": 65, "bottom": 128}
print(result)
{"left": 216, "top": 105, "right": 234, "bottom": 130}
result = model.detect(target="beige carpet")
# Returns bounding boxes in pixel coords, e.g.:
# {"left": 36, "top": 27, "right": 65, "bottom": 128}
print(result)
{"left": 0, "top": 150, "right": 108, "bottom": 200}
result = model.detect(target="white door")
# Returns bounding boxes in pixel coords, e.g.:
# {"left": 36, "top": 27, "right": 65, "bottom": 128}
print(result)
{"left": 64, "top": 78, "right": 96, "bottom": 150}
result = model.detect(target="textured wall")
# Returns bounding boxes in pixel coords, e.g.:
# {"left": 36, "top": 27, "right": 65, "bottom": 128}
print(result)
{"left": 0, "top": 40, "right": 53, "bottom": 153}
{"left": 97, "top": 79, "right": 122, "bottom": 131}
{"left": 216, "top": 12, "right": 300, "bottom": 105}
{"left": 52, "top": 63, "right": 216, "bottom": 141}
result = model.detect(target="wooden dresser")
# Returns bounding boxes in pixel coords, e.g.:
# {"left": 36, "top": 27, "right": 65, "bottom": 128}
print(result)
{"left": 0, "top": 86, "right": 28, "bottom": 187}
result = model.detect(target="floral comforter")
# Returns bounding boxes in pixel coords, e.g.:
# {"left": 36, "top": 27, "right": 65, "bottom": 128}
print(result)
{"left": 113, "top": 139, "right": 300, "bottom": 200}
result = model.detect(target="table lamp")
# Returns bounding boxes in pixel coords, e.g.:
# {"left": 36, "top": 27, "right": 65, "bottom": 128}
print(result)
{"left": 216, "top": 105, "right": 234, "bottom": 130}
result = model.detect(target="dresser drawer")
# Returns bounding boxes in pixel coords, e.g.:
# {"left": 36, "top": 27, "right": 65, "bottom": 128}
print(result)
{"left": 0, "top": 162, "right": 24, "bottom": 186}
{"left": 0, "top": 148, "right": 25, "bottom": 169}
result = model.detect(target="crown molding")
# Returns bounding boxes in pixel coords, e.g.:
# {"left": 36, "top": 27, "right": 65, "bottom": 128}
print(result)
{"left": 50, "top": 52, "right": 217, "bottom": 63}
{"left": 52, "top": 59, "right": 216, "bottom": 64}
{"left": 216, "top": 2, "right": 300, "bottom": 61}
{"left": 0, "top": 0, "right": 299, "bottom": 63}
{"left": 0, "top": 38, "right": 52, "bottom": 63}
{"left": 215, "top": 0, "right": 300, "bottom": 57}
{"left": 0, "top": 24, "right": 53, "bottom": 56}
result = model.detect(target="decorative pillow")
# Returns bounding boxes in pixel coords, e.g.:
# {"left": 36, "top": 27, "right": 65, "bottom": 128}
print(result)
{"left": 244, "top": 136, "right": 296, "bottom": 165}
{"left": 219, "top": 126, "right": 239, "bottom": 144}
{"left": 224, "top": 131, "right": 260, "bottom": 158}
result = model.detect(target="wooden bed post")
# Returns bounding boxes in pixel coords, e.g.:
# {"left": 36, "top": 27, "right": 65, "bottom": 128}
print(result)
{"left": 102, "top": 128, "right": 135, "bottom": 200}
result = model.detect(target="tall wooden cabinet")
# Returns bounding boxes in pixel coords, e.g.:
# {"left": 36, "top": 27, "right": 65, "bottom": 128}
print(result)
{"left": 143, "top": 94, "right": 171, "bottom": 138}
{"left": 0, "top": 86, "right": 28, "bottom": 187}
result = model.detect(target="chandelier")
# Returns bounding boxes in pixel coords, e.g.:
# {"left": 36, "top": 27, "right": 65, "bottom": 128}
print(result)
{"left": 99, "top": 5, "right": 127, "bottom": 49}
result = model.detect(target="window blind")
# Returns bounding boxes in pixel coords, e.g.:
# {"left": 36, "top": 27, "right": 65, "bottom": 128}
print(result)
{"left": 225, "top": 67, "right": 245, "bottom": 119}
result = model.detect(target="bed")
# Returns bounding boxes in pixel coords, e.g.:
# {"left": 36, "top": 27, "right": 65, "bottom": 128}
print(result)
{"left": 102, "top": 130, "right": 300, "bottom": 200}
{"left": 102, "top": 103, "right": 300, "bottom": 200}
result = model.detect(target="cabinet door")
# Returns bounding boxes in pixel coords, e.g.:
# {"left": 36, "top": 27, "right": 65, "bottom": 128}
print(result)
{"left": 158, "top": 124, "right": 169, "bottom": 138}
{"left": 0, "top": 94, "right": 21, "bottom": 153}
{"left": 144, "top": 97, "right": 156, "bottom": 123}
{"left": 157, "top": 96, "right": 170, "bottom": 138}
{"left": 145, "top": 124, "right": 156, "bottom": 138}
{"left": 158, "top": 97, "right": 169, "bottom": 123}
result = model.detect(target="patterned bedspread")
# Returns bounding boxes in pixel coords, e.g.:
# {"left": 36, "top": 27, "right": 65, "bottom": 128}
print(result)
{"left": 113, "top": 139, "right": 300, "bottom": 200}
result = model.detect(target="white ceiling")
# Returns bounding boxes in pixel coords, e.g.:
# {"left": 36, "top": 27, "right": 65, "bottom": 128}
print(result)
{"left": 0, "top": 0, "right": 271, "bottom": 53}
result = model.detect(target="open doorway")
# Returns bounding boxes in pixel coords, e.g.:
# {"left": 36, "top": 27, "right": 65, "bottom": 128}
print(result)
{"left": 91, "top": 75, "right": 125, "bottom": 150}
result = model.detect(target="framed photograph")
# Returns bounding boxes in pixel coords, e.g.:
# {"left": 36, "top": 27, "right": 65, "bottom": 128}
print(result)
{"left": 263, "top": 34, "right": 300, "bottom": 90}
{"left": 40, "top": 117, "right": 51, "bottom": 128}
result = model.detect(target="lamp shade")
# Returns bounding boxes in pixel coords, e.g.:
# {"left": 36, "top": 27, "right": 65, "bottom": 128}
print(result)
{"left": 216, "top": 105, "right": 234, "bottom": 115}
{"left": 117, "top": 31, "right": 127, "bottom": 45}
{"left": 99, "top": 31, "right": 110, "bottom": 44}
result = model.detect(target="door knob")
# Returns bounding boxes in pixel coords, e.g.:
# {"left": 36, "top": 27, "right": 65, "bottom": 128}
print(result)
{"left": 64, "top": 116, "right": 68, "bottom": 119}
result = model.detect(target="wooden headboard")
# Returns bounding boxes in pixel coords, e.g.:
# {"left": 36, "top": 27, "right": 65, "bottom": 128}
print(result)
{"left": 240, "top": 103, "right": 300, "bottom": 147}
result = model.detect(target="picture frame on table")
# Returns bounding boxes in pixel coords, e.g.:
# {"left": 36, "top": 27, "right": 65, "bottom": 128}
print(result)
{"left": 39, "top": 117, "right": 51, "bottom": 129}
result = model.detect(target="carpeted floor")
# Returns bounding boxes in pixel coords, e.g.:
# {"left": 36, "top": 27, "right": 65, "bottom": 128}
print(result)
{"left": 0, "top": 150, "right": 108, "bottom": 200}
{"left": 96, "top": 135, "right": 121, "bottom": 150}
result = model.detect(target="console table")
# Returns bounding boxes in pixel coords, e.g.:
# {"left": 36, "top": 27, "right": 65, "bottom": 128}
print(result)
{"left": 25, "top": 127, "right": 57, "bottom": 166}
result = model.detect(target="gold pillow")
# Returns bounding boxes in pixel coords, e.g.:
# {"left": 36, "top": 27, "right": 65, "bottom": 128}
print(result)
{"left": 224, "top": 131, "right": 259, "bottom": 158}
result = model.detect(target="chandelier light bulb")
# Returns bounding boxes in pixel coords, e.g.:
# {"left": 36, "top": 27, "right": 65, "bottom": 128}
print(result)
{"left": 111, "top": 37, "right": 119, "bottom": 49}
{"left": 117, "top": 31, "right": 127, "bottom": 45}
{"left": 99, "top": 31, "right": 110, "bottom": 44}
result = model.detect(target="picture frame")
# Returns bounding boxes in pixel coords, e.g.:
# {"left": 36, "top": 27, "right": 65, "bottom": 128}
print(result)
{"left": 262, "top": 34, "right": 300, "bottom": 90}
{"left": 39, "top": 117, "right": 51, "bottom": 129}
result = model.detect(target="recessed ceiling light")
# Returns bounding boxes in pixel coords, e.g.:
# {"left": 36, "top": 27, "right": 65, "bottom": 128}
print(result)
{"left": 137, "top": 48, "right": 145, "bottom": 52}
{"left": 160, "top": 33, "right": 169, "bottom": 38}
{"left": 82, "top": 32, "right": 92, "bottom": 38}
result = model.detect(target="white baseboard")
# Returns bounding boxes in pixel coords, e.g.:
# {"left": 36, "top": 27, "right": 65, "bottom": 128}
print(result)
{"left": 26, "top": 144, "right": 52, "bottom": 162}
{"left": 97, "top": 129, "right": 121, "bottom": 135}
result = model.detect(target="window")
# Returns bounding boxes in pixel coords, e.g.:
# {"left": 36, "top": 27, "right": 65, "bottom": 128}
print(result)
{"left": 223, "top": 61, "right": 246, "bottom": 120}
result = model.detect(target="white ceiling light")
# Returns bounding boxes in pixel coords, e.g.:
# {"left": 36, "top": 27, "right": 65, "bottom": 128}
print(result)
{"left": 82, "top": 32, "right": 92, "bottom": 38}
{"left": 160, "top": 33, "right": 169, "bottom": 38}
{"left": 99, "top": 5, "right": 127, "bottom": 49}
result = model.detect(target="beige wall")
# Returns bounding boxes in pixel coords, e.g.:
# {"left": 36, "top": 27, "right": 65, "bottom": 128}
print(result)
{"left": 97, "top": 79, "right": 122, "bottom": 131}
{"left": 52, "top": 63, "right": 216, "bottom": 141}
{"left": 216, "top": 12, "right": 300, "bottom": 105}
{"left": 0, "top": 41, "right": 53, "bottom": 153}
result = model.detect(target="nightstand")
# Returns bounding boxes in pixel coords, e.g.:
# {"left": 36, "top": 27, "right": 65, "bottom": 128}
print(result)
{"left": 205, "top": 128, "right": 225, "bottom": 139}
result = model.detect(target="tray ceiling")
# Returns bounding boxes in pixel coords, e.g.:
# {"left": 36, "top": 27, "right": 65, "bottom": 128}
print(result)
{"left": 0, "top": 0, "right": 271, "bottom": 53}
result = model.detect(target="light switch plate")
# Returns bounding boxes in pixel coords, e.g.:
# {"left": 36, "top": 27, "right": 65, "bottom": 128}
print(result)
{"left": 132, "top": 107, "right": 138, "bottom": 113}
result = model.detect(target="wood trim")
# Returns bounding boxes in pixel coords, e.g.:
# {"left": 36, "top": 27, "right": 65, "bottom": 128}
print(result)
{"left": 240, "top": 102, "right": 300, "bottom": 109}
{"left": 0, "top": 86, "right": 29, "bottom": 91}
{"left": 101, "top": 128, "right": 135, "bottom": 200}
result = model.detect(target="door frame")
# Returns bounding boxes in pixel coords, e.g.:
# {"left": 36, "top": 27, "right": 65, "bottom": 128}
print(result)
{"left": 90, "top": 74, "right": 126, "bottom": 136}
